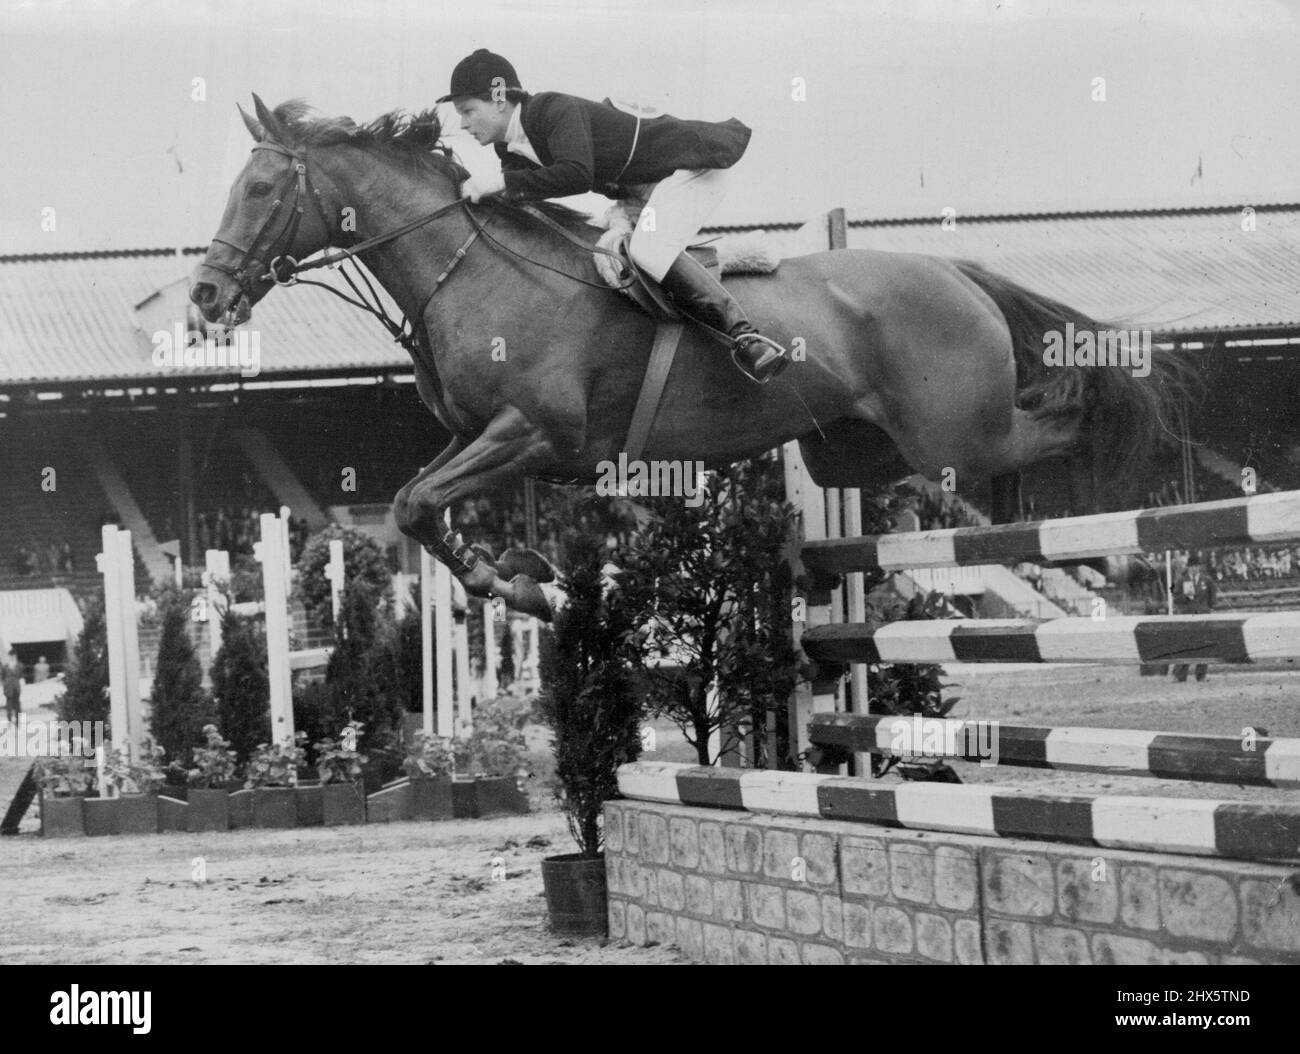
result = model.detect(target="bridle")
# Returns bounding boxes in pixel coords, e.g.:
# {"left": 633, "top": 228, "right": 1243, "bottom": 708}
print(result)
{"left": 205, "top": 140, "right": 336, "bottom": 292}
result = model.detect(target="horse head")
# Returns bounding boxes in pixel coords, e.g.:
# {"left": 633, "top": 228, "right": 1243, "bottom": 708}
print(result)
{"left": 190, "top": 95, "right": 340, "bottom": 325}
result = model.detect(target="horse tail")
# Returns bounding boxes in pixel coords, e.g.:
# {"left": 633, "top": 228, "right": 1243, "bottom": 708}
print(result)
{"left": 952, "top": 259, "right": 1199, "bottom": 484}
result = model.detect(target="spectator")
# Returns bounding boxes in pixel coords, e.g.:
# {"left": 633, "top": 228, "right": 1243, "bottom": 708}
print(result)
{"left": 2, "top": 649, "right": 21, "bottom": 726}
{"left": 33, "top": 655, "right": 49, "bottom": 683}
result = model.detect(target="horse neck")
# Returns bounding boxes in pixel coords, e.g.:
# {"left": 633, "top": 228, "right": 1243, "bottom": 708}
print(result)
{"left": 318, "top": 147, "right": 469, "bottom": 319}
{"left": 317, "top": 147, "right": 600, "bottom": 326}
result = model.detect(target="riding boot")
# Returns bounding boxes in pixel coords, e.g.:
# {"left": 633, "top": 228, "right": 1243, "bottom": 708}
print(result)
{"left": 658, "top": 252, "right": 790, "bottom": 384}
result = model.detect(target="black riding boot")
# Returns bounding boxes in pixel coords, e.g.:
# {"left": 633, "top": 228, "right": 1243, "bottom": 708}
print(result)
{"left": 658, "top": 253, "right": 789, "bottom": 384}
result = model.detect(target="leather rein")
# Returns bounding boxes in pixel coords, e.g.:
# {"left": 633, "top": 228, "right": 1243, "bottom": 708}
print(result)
{"left": 207, "top": 140, "right": 634, "bottom": 361}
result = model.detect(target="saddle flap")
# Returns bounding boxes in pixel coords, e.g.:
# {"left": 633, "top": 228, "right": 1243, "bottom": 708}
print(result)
{"left": 594, "top": 231, "right": 719, "bottom": 321}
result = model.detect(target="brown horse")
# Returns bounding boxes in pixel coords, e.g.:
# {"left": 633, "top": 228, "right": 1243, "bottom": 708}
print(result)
{"left": 190, "top": 97, "right": 1190, "bottom": 620}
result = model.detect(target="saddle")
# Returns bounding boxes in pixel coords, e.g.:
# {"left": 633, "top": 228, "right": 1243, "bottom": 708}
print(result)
{"left": 515, "top": 202, "right": 781, "bottom": 463}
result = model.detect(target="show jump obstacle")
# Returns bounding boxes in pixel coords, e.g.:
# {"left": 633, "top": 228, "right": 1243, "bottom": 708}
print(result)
{"left": 607, "top": 279, "right": 1300, "bottom": 961}
{"left": 618, "top": 488, "right": 1300, "bottom": 861}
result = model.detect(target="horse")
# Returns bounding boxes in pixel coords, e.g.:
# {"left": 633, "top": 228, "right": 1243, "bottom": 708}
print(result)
{"left": 190, "top": 96, "right": 1193, "bottom": 621}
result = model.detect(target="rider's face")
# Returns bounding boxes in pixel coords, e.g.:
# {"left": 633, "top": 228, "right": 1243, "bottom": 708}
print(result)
{"left": 454, "top": 98, "right": 511, "bottom": 145}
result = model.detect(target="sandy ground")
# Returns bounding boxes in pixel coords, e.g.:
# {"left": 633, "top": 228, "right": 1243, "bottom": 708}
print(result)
{"left": 0, "top": 806, "right": 689, "bottom": 965}
{"left": 2, "top": 664, "right": 1297, "bottom": 963}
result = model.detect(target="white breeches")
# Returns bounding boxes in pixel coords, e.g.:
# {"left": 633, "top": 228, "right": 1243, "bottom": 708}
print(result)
{"left": 624, "top": 167, "right": 731, "bottom": 281}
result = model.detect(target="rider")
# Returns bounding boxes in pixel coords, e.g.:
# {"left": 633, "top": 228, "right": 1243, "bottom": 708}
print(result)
{"left": 437, "top": 49, "right": 789, "bottom": 384}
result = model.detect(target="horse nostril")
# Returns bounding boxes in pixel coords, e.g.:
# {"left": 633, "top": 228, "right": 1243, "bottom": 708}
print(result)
{"left": 189, "top": 282, "right": 217, "bottom": 307}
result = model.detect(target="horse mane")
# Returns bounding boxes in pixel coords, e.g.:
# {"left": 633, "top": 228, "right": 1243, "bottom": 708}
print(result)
{"left": 270, "top": 100, "right": 597, "bottom": 236}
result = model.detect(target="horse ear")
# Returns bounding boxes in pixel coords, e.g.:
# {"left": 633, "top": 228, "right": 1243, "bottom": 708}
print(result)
{"left": 238, "top": 103, "right": 264, "bottom": 142}
{"left": 251, "top": 94, "right": 284, "bottom": 141}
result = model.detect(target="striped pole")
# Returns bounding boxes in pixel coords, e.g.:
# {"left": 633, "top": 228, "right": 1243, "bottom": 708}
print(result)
{"left": 801, "top": 490, "right": 1300, "bottom": 574}
{"left": 808, "top": 713, "right": 1300, "bottom": 788}
{"left": 800, "top": 612, "right": 1300, "bottom": 665}
{"left": 616, "top": 762, "right": 1300, "bottom": 862}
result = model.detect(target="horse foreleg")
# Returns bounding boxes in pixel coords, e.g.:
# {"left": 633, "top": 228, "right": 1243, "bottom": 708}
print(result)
{"left": 397, "top": 409, "right": 563, "bottom": 621}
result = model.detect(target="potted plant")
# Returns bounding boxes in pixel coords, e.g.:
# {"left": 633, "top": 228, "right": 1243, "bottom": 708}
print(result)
{"left": 402, "top": 730, "right": 455, "bottom": 820}
{"left": 99, "top": 740, "right": 168, "bottom": 835}
{"left": 461, "top": 697, "right": 531, "bottom": 817}
{"left": 187, "top": 724, "right": 238, "bottom": 832}
{"left": 244, "top": 733, "right": 307, "bottom": 828}
{"left": 315, "top": 720, "right": 368, "bottom": 826}
{"left": 33, "top": 748, "right": 95, "bottom": 838}
{"left": 536, "top": 532, "right": 644, "bottom": 936}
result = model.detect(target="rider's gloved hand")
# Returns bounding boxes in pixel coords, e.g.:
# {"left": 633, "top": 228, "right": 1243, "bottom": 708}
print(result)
{"left": 459, "top": 173, "right": 506, "bottom": 203}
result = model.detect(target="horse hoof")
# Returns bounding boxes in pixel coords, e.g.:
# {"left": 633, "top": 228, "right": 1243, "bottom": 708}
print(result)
{"left": 470, "top": 542, "right": 498, "bottom": 563}
{"left": 496, "top": 547, "right": 557, "bottom": 584}
{"left": 505, "top": 574, "right": 554, "bottom": 622}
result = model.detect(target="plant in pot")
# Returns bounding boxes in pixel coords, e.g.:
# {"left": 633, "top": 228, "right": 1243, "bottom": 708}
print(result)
{"left": 99, "top": 740, "right": 168, "bottom": 835}
{"left": 461, "top": 696, "right": 531, "bottom": 817}
{"left": 33, "top": 748, "right": 95, "bottom": 838}
{"left": 402, "top": 730, "right": 456, "bottom": 821}
{"left": 314, "top": 720, "right": 368, "bottom": 826}
{"left": 186, "top": 724, "right": 239, "bottom": 832}
{"left": 536, "top": 529, "right": 644, "bottom": 937}
{"left": 244, "top": 732, "right": 308, "bottom": 828}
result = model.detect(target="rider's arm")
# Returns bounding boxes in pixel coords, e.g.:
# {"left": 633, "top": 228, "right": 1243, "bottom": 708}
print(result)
{"left": 500, "top": 94, "right": 596, "bottom": 201}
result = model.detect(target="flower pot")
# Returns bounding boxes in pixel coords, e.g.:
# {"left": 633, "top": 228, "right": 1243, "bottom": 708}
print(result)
{"left": 541, "top": 853, "right": 608, "bottom": 937}
{"left": 452, "top": 777, "right": 479, "bottom": 819}
{"left": 40, "top": 795, "right": 85, "bottom": 838}
{"left": 187, "top": 788, "right": 230, "bottom": 832}
{"left": 252, "top": 786, "right": 297, "bottom": 828}
{"left": 83, "top": 797, "right": 121, "bottom": 837}
{"left": 365, "top": 780, "right": 412, "bottom": 823}
{"left": 322, "top": 781, "right": 366, "bottom": 826}
{"left": 474, "top": 776, "right": 530, "bottom": 817}
{"left": 117, "top": 794, "right": 159, "bottom": 835}
{"left": 296, "top": 784, "right": 324, "bottom": 827}
{"left": 411, "top": 777, "right": 454, "bottom": 820}
{"left": 157, "top": 794, "right": 187, "bottom": 832}
{"left": 227, "top": 789, "right": 255, "bottom": 829}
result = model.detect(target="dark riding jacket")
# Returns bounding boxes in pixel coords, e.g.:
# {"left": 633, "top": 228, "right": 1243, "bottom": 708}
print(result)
{"left": 495, "top": 91, "right": 751, "bottom": 202}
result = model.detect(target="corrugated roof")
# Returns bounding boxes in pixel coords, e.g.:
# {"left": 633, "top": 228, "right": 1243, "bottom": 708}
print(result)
{"left": 829, "top": 204, "right": 1300, "bottom": 335}
{"left": 4, "top": 204, "right": 1300, "bottom": 387}
{"left": 0, "top": 250, "right": 409, "bottom": 387}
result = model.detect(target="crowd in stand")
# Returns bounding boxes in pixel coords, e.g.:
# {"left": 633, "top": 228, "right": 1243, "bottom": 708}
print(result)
{"left": 1154, "top": 546, "right": 1298, "bottom": 585}
{"left": 10, "top": 539, "right": 74, "bottom": 578}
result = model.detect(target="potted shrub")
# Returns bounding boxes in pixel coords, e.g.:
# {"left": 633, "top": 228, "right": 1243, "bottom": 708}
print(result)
{"left": 536, "top": 532, "right": 644, "bottom": 936}
{"left": 402, "top": 731, "right": 455, "bottom": 820}
{"left": 461, "top": 697, "right": 531, "bottom": 817}
{"left": 315, "top": 720, "right": 368, "bottom": 826}
{"left": 99, "top": 741, "right": 168, "bottom": 835}
{"left": 245, "top": 733, "right": 307, "bottom": 828}
{"left": 187, "top": 724, "right": 239, "bottom": 832}
{"left": 34, "top": 749, "right": 95, "bottom": 839}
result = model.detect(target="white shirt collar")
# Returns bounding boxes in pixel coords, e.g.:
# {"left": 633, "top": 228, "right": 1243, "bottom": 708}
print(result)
{"left": 504, "top": 103, "right": 541, "bottom": 165}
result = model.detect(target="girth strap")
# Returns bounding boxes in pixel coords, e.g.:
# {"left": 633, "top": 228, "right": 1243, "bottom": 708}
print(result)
{"left": 624, "top": 321, "right": 684, "bottom": 464}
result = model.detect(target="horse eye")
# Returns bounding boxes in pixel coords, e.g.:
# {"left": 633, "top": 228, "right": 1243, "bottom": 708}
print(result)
{"left": 248, "top": 181, "right": 273, "bottom": 197}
